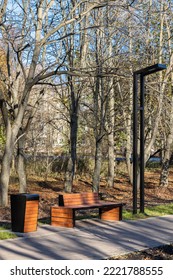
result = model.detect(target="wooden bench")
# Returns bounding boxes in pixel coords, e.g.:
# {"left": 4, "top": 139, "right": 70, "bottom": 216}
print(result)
{"left": 51, "top": 192, "right": 124, "bottom": 228}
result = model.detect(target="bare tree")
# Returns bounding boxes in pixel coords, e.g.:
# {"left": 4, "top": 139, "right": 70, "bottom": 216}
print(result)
{"left": 0, "top": 0, "right": 7, "bottom": 25}
{"left": 0, "top": 0, "right": 108, "bottom": 206}
{"left": 159, "top": 0, "right": 173, "bottom": 187}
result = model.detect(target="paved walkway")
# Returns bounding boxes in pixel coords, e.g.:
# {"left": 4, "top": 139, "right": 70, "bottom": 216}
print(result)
{"left": 0, "top": 215, "right": 173, "bottom": 260}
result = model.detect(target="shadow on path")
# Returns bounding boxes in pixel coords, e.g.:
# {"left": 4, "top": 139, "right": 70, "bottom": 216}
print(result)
{"left": 0, "top": 215, "right": 173, "bottom": 260}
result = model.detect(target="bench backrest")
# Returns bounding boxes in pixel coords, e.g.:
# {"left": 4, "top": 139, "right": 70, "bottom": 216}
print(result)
{"left": 58, "top": 192, "right": 100, "bottom": 206}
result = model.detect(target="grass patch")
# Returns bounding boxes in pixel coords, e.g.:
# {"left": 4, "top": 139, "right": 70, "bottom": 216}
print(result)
{"left": 0, "top": 222, "right": 11, "bottom": 230}
{"left": 0, "top": 222, "right": 18, "bottom": 240}
{"left": 0, "top": 231, "right": 17, "bottom": 240}
{"left": 123, "top": 203, "right": 173, "bottom": 220}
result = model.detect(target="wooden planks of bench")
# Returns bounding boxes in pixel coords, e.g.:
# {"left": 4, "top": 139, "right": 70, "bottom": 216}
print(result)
{"left": 51, "top": 192, "right": 125, "bottom": 228}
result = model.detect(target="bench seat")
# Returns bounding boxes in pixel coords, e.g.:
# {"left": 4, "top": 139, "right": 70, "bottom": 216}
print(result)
{"left": 51, "top": 193, "right": 125, "bottom": 228}
{"left": 53, "top": 201, "right": 123, "bottom": 210}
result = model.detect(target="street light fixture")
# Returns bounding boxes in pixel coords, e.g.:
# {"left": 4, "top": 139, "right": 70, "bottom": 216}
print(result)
{"left": 133, "top": 63, "right": 167, "bottom": 214}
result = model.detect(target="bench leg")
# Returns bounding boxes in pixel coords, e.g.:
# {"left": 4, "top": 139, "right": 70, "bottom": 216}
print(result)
{"left": 51, "top": 207, "right": 75, "bottom": 228}
{"left": 99, "top": 206, "right": 122, "bottom": 221}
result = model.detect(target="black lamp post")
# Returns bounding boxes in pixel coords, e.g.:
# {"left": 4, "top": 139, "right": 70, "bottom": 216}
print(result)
{"left": 133, "top": 63, "right": 167, "bottom": 214}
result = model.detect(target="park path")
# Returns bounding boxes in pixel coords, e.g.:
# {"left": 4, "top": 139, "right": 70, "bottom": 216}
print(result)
{"left": 0, "top": 215, "right": 173, "bottom": 259}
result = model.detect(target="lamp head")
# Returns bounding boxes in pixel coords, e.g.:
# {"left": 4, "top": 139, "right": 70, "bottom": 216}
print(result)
{"left": 134, "top": 63, "right": 167, "bottom": 76}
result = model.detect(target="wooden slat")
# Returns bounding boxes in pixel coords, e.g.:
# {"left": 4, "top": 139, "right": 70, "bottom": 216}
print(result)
{"left": 51, "top": 220, "right": 74, "bottom": 228}
{"left": 24, "top": 221, "right": 37, "bottom": 226}
{"left": 25, "top": 214, "right": 38, "bottom": 219}
{"left": 26, "top": 201, "right": 39, "bottom": 206}
{"left": 51, "top": 207, "right": 73, "bottom": 217}
{"left": 51, "top": 216, "right": 72, "bottom": 222}
{"left": 22, "top": 200, "right": 39, "bottom": 232}
{"left": 63, "top": 193, "right": 99, "bottom": 199}
{"left": 24, "top": 217, "right": 38, "bottom": 223}
{"left": 25, "top": 202, "right": 39, "bottom": 220}
{"left": 51, "top": 206, "right": 75, "bottom": 227}
{"left": 63, "top": 199, "right": 97, "bottom": 203}
{"left": 100, "top": 206, "right": 121, "bottom": 221}
{"left": 25, "top": 204, "right": 39, "bottom": 210}
{"left": 25, "top": 209, "right": 38, "bottom": 215}
{"left": 62, "top": 193, "right": 98, "bottom": 199}
{"left": 51, "top": 207, "right": 72, "bottom": 213}
{"left": 63, "top": 196, "right": 99, "bottom": 201}
{"left": 25, "top": 209, "right": 39, "bottom": 215}
{"left": 61, "top": 193, "right": 100, "bottom": 206}
{"left": 64, "top": 197, "right": 99, "bottom": 201}
{"left": 25, "top": 213, "right": 38, "bottom": 219}
{"left": 24, "top": 224, "right": 37, "bottom": 232}
{"left": 52, "top": 213, "right": 73, "bottom": 219}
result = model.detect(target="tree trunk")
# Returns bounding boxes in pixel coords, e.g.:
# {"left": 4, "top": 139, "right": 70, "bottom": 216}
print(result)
{"left": 117, "top": 79, "right": 133, "bottom": 184}
{"left": 107, "top": 75, "right": 115, "bottom": 188}
{"left": 126, "top": 18, "right": 133, "bottom": 184}
{"left": 160, "top": 159, "right": 170, "bottom": 188}
{"left": 0, "top": 87, "right": 32, "bottom": 206}
{"left": 0, "top": 127, "right": 14, "bottom": 206}
{"left": 159, "top": 16, "right": 173, "bottom": 188}
{"left": 16, "top": 129, "right": 27, "bottom": 193}
{"left": 64, "top": 157, "right": 74, "bottom": 193}
{"left": 17, "top": 154, "right": 27, "bottom": 193}
{"left": 160, "top": 90, "right": 173, "bottom": 188}
{"left": 0, "top": 152, "right": 13, "bottom": 206}
{"left": 64, "top": 82, "right": 79, "bottom": 192}
{"left": 64, "top": 113, "right": 78, "bottom": 193}
{"left": 92, "top": 138, "right": 102, "bottom": 193}
{"left": 107, "top": 131, "right": 115, "bottom": 188}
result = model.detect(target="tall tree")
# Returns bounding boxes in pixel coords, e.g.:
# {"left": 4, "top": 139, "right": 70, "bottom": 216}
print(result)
{"left": 159, "top": 0, "right": 173, "bottom": 187}
{"left": 0, "top": 0, "right": 7, "bottom": 25}
{"left": 0, "top": 0, "right": 107, "bottom": 206}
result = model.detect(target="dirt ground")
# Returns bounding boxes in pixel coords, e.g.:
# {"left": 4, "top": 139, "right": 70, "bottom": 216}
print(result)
{"left": 109, "top": 243, "right": 173, "bottom": 260}
{"left": 1, "top": 166, "right": 173, "bottom": 259}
